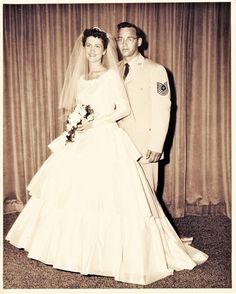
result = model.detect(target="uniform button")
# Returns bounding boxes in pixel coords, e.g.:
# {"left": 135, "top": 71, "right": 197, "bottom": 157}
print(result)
{"left": 140, "top": 88, "right": 143, "bottom": 91}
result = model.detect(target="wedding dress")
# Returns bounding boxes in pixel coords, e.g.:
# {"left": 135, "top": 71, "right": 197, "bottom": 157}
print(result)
{"left": 6, "top": 69, "right": 208, "bottom": 285}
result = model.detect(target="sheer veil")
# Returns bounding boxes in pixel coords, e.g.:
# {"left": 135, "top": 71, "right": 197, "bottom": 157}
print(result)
{"left": 59, "top": 29, "right": 120, "bottom": 112}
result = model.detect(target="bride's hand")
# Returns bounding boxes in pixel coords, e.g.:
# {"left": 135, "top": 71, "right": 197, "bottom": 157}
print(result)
{"left": 77, "top": 120, "right": 93, "bottom": 132}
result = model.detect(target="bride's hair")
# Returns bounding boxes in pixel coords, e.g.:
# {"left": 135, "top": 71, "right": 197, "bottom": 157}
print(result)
{"left": 82, "top": 27, "right": 109, "bottom": 49}
{"left": 59, "top": 27, "right": 120, "bottom": 112}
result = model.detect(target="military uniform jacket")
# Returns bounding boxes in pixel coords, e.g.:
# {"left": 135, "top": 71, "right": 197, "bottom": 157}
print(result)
{"left": 118, "top": 54, "right": 171, "bottom": 163}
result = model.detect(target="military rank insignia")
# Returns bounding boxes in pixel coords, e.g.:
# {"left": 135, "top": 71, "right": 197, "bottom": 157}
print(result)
{"left": 157, "top": 82, "right": 169, "bottom": 96}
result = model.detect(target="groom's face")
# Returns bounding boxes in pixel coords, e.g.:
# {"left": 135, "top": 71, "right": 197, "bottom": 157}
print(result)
{"left": 117, "top": 27, "right": 142, "bottom": 60}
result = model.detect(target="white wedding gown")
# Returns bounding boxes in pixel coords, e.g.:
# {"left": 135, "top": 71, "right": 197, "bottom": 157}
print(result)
{"left": 6, "top": 69, "right": 208, "bottom": 285}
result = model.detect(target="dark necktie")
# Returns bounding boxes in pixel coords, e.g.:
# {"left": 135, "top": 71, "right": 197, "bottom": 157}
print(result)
{"left": 123, "top": 63, "right": 130, "bottom": 80}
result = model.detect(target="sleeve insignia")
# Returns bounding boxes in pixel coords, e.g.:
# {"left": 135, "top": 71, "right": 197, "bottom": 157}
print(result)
{"left": 157, "top": 82, "right": 169, "bottom": 96}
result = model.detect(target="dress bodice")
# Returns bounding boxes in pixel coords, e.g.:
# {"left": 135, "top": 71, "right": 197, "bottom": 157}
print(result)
{"left": 76, "top": 69, "right": 130, "bottom": 126}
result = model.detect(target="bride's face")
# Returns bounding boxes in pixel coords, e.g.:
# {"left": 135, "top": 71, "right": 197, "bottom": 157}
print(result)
{"left": 85, "top": 36, "right": 106, "bottom": 64}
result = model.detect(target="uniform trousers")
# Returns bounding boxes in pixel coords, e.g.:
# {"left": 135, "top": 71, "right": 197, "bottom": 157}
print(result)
{"left": 139, "top": 162, "right": 158, "bottom": 193}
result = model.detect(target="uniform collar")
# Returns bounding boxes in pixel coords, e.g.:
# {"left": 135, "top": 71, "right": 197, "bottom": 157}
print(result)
{"left": 121, "top": 54, "right": 145, "bottom": 83}
{"left": 122, "top": 53, "right": 144, "bottom": 68}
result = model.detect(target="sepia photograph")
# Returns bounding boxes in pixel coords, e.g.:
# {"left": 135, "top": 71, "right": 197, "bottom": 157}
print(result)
{"left": 1, "top": 0, "right": 234, "bottom": 292}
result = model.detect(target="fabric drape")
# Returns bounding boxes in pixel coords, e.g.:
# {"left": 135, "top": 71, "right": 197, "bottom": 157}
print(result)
{"left": 3, "top": 3, "right": 231, "bottom": 218}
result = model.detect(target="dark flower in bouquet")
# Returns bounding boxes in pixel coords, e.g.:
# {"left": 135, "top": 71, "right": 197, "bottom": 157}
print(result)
{"left": 65, "top": 104, "right": 94, "bottom": 143}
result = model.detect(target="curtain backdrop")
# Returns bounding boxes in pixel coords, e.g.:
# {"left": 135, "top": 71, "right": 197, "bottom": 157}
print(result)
{"left": 3, "top": 3, "right": 231, "bottom": 218}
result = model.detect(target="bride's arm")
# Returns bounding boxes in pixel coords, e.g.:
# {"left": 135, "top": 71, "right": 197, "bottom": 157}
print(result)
{"left": 92, "top": 71, "right": 130, "bottom": 126}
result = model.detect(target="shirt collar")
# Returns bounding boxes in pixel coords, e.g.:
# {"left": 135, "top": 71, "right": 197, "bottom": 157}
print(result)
{"left": 124, "top": 53, "right": 144, "bottom": 68}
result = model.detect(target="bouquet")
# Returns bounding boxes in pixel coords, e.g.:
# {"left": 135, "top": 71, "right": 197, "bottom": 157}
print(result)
{"left": 65, "top": 104, "right": 94, "bottom": 143}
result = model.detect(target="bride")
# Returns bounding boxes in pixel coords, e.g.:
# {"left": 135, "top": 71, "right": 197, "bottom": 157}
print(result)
{"left": 6, "top": 27, "right": 208, "bottom": 285}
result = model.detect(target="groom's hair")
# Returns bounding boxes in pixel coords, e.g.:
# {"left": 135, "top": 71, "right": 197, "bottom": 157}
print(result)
{"left": 117, "top": 22, "right": 142, "bottom": 39}
{"left": 117, "top": 22, "right": 148, "bottom": 56}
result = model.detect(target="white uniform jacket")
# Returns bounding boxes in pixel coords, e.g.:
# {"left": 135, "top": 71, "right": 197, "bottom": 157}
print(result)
{"left": 118, "top": 54, "right": 171, "bottom": 163}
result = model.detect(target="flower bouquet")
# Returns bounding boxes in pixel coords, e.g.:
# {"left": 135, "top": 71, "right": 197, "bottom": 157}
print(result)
{"left": 65, "top": 104, "right": 94, "bottom": 143}
{"left": 48, "top": 104, "right": 94, "bottom": 153}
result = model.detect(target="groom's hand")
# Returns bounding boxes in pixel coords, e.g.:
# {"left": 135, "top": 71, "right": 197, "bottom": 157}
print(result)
{"left": 146, "top": 150, "right": 162, "bottom": 163}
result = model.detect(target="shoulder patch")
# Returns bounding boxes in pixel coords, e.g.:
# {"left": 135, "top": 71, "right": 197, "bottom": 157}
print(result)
{"left": 157, "top": 82, "right": 169, "bottom": 96}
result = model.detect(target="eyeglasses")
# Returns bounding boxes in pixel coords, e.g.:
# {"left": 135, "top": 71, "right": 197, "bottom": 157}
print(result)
{"left": 116, "top": 37, "right": 138, "bottom": 45}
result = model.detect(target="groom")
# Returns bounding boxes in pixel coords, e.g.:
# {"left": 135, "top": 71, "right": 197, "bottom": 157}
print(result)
{"left": 116, "top": 22, "right": 171, "bottom": 193}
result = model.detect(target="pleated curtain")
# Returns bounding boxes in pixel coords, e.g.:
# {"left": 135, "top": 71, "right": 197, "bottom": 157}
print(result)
{"left": 3, "top": 3, "right": 231, "bottom": 218}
